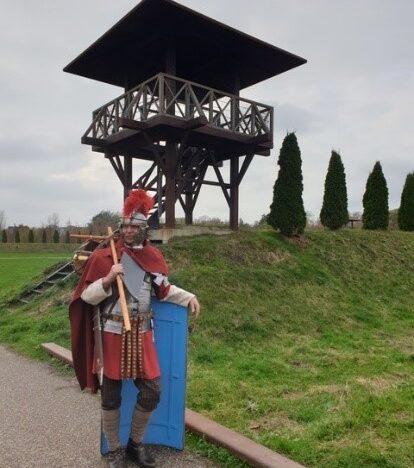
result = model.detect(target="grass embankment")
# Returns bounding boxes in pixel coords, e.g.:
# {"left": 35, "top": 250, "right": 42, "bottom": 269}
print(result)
{"left": 0, "top": 250, "right": 75, "bottom": 357}
{"left": 0, "top": 250, "right": 71, "bottom": 299}
{"left": 0, "top": 231, "right": 413, "bottom": 467}
{"left": 0, "top": 242, "right": 77, "bottom": 253}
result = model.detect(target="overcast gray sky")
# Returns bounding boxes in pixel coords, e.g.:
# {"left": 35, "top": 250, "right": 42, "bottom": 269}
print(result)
{"left": 0, "top": 0, "right": 413, "bottom": 227}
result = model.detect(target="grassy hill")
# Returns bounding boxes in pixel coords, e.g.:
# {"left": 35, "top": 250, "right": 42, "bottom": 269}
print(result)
{"left": 1, "top": 230, "right": 413, "bottom": 467}
{"left": 0, "top": 250, "right": 70, "bottom": 298}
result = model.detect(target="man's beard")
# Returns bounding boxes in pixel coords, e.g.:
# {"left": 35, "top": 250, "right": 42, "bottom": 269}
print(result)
{"left": 122, "top": 229, "right": 147, "bottom": 248}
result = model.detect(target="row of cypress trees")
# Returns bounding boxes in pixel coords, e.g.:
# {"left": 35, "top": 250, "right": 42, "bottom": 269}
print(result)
{"left": 321, "top": 154, "right": 414, "bottom": 231}
{"left": 1, "top": 228, "right": 65, "bottom": 243}
{"left": 268, "top": 132, "right": 414, "bottom": 235}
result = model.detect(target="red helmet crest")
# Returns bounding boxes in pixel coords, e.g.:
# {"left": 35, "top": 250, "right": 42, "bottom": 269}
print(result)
{"left": 123, "top": 189, "right": 154, "bottom": 218}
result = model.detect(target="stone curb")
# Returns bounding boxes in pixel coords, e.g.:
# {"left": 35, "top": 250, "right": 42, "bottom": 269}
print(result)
{"left": 42, "top": 343, "right": 306, "bottom": 468}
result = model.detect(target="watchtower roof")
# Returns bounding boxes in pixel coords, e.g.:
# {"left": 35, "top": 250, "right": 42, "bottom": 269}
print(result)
{"left": 63, "top": 0, "right": 306, "bottom": 93}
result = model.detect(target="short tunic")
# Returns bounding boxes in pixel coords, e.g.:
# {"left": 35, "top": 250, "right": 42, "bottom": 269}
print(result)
{"left": 80, "top": 250, "right": 195, "bottom": 381}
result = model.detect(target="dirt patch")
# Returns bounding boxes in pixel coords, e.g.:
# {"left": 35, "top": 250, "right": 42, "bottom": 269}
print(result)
{"left": 54, "top": 290, "right": 72, "bottom": 306}
{"left": 261, "top": 250, "right": 290, "bottom": 264}
{"left": 26, "top": 296, "right": 56, "bottom": 317}
{"left": 328, "top": 433, "right": 389, "bottom": 452}
{"left": 25, "top": 290, "right": 72, "bottom": 317}
{"left": 283, "top": 235, "right": 310, "bottom": 247}
{"left": 387, "top": 333, "right": 414, "bottom": 355}
{"left": 223, "top": 239, "right": 290, "bottom": 266}
{"left": 355, "top": 373, "right": 411, "bottom": 394}
{"left": 162, "top": 254, "right": 193, "bottom": 271}
{"left": 391, "top": 411, "right": 413, "bottom": 423}
{"left": 282, "top": 383, "right": 351, "bottom": 402}
{"left": 249, "top": 412, "right": 304, "bottom": 434}
{"left": 327, "top": 437, "right": 354, "bottom": 449}
{"left": 308, "top": 384, "right": 351, "bottom": 398}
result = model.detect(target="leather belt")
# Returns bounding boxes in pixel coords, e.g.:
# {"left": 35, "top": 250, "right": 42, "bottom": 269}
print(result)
{"left": 102, "top": 312, "right": 152, "bottom": 332}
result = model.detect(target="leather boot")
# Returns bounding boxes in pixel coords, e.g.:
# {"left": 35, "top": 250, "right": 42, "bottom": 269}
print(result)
{"left": 126, "top": 438, "right": 155, "bottom": 467}
{"left": 105, "top": 447, "right": 126, "bottom": 468}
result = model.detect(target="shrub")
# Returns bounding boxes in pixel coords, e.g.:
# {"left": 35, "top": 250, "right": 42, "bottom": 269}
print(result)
{"left": 362, "top": 161, "right": 389, "bottom": 230}
{"left": 268, "top": 133, "right": 306, "bottom": 236}
{"left": 320, "top": 151, "right": 348, "bottom": 230}
{"left": 398, "top": 172, "right": 414, "bottom": 231}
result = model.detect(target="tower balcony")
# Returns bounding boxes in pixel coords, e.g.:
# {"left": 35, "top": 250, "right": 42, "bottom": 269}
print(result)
{"left": 82, "top": 73, "right": 273, "bottom": 160}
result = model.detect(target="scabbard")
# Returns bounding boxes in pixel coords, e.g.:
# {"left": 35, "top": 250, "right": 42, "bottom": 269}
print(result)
{"left": 93, "top": 307, "right": 104, "bottom": 386}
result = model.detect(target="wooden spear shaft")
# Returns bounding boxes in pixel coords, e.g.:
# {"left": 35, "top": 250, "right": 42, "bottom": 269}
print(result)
{"left": 107, "top": 226, "right": 131, "bottom": 332}
{"left": 70, "top": 234, "right": 110, "bottom": 241}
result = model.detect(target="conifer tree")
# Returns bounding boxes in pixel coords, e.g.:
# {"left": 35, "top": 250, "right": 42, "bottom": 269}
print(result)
{"left": 268, "top": 133, "right": 306, "bottom": 236}
{"left": 362, "top": 161, "right": 389, "bottom": 229}
{"left": 15, "top": 229, "right": 20, "bottom": 243}
{"left": 42, "top": 229, "right": 47, "bottom": 243}
{"left": 398, "top": 172, "right": 414, "bottom": 231}
{"left": 53, "top": 229, "right": 60, "bottom": 243}
{"left": 320, "top": 151, "right": 348, "bottom": 230}
{"left": 1, "top": 229, "right": 7, "bottom": 243}
{"left": 28, "top": 229, "right": 34, "bottom": 243}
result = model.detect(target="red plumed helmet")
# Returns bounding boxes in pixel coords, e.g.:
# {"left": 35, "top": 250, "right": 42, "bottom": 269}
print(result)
{"left": 123, "top": 189, "right": 154, "bottom": 218}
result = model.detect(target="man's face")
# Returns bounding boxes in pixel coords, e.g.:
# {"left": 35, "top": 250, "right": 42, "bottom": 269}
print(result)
{"left": 121, "top": 224, "right": 139, "bottom": 245}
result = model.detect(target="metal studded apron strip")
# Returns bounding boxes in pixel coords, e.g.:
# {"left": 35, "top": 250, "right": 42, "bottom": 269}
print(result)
{"left": 119, "top": 314, "right": 153, "bottom": 379}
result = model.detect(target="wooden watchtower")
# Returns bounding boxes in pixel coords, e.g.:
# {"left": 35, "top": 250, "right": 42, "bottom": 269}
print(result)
{"left": 64, "top": 0, "right": 306, "bottom": 229}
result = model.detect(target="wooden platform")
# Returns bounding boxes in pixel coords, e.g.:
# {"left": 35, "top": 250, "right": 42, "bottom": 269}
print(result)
{"left": 82, "top": 113, "right": 272, "bottom": 161}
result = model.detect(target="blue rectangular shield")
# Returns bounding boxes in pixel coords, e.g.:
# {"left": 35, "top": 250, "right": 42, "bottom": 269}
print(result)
{"left": 101, "top": 300, "right": 188, "bottom": 453}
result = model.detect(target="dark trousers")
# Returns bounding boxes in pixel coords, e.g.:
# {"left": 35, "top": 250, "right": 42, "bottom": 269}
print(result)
{"left": 101, "top": 375, "right": 161, "bottom": 412}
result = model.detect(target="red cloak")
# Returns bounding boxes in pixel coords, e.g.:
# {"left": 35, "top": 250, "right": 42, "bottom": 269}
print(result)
{"left": 69, "top": 240, "right": 169, "bottom": 393}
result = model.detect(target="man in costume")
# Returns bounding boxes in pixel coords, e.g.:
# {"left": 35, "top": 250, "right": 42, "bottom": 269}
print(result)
{"left": 69, "top": 189, "right": 200, "bottom": 468}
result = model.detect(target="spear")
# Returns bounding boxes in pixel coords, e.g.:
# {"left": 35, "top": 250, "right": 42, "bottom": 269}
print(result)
{"left": 70, "top": 233, "right": 116, "bottom": 241}
{"left": 107, "top": 226, "right": 131, "bottom": 332}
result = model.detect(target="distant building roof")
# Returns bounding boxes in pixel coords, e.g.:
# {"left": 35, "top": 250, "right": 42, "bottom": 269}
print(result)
{"left": 64, "top": 0, "right": 306, "bottom": 93}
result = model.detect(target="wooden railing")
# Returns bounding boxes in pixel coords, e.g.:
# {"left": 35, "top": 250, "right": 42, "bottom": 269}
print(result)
{"left": 83, "top": 73, "right": 273, "bottom": 142}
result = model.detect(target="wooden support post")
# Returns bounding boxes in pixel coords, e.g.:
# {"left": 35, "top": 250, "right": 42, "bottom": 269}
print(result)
{"left": 123, "top": 156, "right": 132, "bottom": 199}
{"left": 165, "top": 142, "right": 177, "bottom": 228}
{"left": 185, "top": 191, "right": 193, "bottom": 225}
{"left": 230, "top": 156, "right": 239, "bottom": 230}
{"left": 157, "top": 165, "right": 163, "bottom": 221}
{"left": 165, "top": 184, "right": 175, "bottom": 227}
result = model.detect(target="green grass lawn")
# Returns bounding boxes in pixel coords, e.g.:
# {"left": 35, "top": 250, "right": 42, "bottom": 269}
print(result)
{"left": 0, "top": 230, "right": 413, "bottom": 467}
{"left": 165, "top": 230, "right": 414, "bottom": 468}
{"left": 0, "top": 251, "right": 70, "bottom": 298}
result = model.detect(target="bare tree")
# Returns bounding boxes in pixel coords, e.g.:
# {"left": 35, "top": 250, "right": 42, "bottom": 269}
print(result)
{"left": 47, "top": 212, "right": 60, "bottom": 228}
{"left": 0, "top": 210, "right": 6, "bottom": 230}
{"left": 88, "top": 210, "right": 119, "bottom": 234}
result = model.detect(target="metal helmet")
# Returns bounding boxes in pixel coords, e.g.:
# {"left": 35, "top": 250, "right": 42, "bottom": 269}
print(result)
{"left": 120, "top": 189, "right": 153, "bottom": 248}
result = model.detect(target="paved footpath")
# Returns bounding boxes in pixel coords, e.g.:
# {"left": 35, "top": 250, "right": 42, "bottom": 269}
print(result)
{"left": 0, "top": 345, "right": 216, "bottom": 468}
